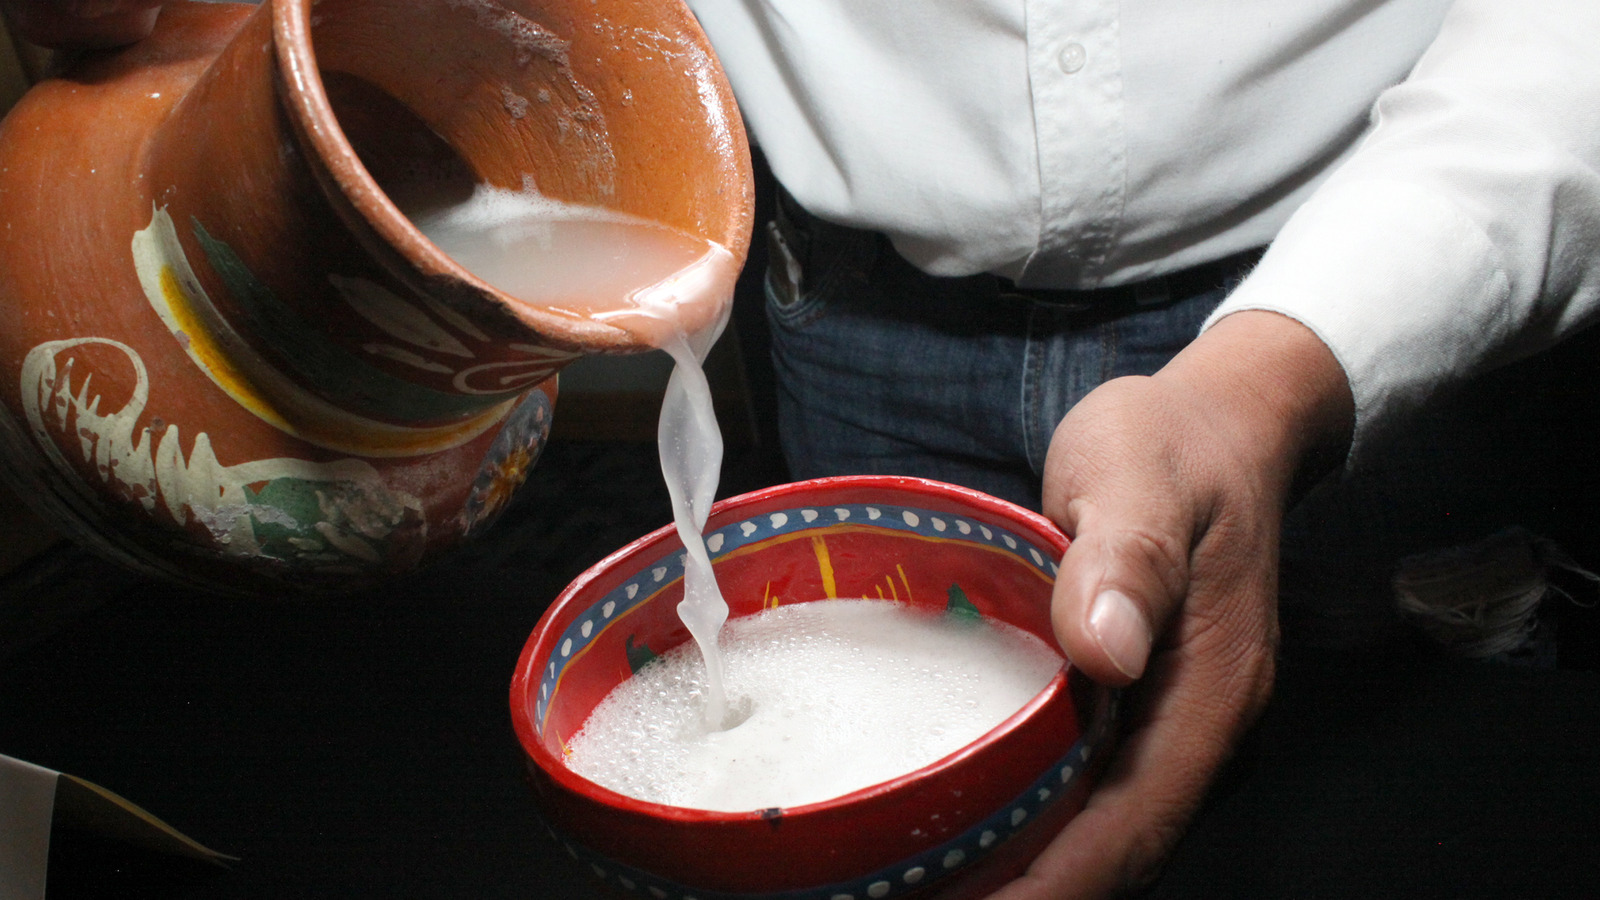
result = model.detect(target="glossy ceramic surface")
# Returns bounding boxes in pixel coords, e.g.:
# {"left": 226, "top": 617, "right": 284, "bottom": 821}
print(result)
{"left": 511, "top": 476, "right": 1116, "bottom": 900}
{"left": 0, "top": 0, "right": 752, "bottom": 594}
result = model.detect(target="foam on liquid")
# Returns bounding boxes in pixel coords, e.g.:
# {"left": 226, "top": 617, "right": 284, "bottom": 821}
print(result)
{"left": 567, "top": 599, "right": 1064, "bottom": 812}
{"left": 412, "top": 184, "right": 738, "bottom": 729}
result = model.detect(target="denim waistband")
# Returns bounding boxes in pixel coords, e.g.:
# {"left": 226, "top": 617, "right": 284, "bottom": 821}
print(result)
{"left": 770, "top": 186, "right": 1263, "bottom": 314}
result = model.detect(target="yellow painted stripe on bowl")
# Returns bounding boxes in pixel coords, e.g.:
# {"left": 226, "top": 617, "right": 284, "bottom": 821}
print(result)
{"left": 811, "top": 535, "right": 838, "bottom": 599}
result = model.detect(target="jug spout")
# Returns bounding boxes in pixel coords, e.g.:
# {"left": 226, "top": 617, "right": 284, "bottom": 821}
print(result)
{"left": 0, "top": 0, "right": 753, "bottom": 594}
{"left": 282, "top": 0, "right": 753, "bottom": 351}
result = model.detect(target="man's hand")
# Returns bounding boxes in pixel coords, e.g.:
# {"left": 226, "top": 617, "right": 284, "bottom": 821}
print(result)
{"left": 989, "top": 310, "right": 1354, "bottom": 898}
{"left": 1, "top": 0, "right": 161, "bottom": 48}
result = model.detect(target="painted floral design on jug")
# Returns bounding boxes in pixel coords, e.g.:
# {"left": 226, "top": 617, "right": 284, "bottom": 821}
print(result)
{"left": 20, "top": 337, "right": 426, "bottom": 575}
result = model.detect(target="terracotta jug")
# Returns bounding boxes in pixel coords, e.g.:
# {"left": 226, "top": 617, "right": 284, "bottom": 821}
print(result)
{"left": 0, "top": 0, "right": 752, "bottom": 594}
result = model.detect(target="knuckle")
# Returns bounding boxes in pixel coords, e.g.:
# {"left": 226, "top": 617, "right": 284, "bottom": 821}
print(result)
{"left": 1109, "top": 523, "right": 1190, "bottom": 601}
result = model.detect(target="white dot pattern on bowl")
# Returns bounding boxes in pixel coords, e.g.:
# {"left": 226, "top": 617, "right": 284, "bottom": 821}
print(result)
{"left": 532, "top": 502, "right": 1062, "bottom": 736}
{"left": 541, "top": 692, "right": 1120, "bottom": 900}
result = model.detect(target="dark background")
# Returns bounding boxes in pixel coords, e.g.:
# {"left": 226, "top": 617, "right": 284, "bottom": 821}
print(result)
{"left": 6, "top": 158, "right": 1600, "bottom": 899}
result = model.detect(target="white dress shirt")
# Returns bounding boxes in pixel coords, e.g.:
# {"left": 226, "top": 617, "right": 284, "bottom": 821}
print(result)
{"left": 684, "top": 0, "right": 1600, "bottom": 450}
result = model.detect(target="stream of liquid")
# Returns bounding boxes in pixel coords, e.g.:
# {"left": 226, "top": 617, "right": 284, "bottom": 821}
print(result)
{"left": 414, "top": 186, "right": 1067, "bottom": 812}
{"left": 411, "top": 185, "right": 740, "bottom": 729}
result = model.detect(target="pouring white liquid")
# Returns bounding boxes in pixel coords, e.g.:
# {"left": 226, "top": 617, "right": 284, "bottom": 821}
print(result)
{"left": 412, "top": 185, "right": 739, "bottom": 728}
{"left": 416, "top": 186, "right": 1067, "bottom": 812}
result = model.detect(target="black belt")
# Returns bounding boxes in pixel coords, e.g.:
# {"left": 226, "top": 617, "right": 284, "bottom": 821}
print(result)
{"left": 772, "top": 186, "right": 1263, "bottom": 314}
{"left": 993, "top": 246, "right": 1264, "bottom": 312}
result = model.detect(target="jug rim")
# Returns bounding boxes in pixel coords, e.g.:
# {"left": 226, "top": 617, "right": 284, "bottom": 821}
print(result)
{"left": 270, "top": 0, "right": 754, "bottom": 354}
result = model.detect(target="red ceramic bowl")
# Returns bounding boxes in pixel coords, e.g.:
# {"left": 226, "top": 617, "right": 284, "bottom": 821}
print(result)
{"left": 510, "top": 476, "right": 1117, "bottom": 900}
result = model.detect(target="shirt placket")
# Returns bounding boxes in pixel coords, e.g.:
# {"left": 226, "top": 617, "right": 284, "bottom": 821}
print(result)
{"left": 1019, "top": 0, "right": 1128, "bottom": 289}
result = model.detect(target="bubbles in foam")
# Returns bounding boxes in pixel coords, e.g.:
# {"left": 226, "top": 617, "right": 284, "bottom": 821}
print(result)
{"left": 566, "top": 600, "right": 1064, "bottom": 812}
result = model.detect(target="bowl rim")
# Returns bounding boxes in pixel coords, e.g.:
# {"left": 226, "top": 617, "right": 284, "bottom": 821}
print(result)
{"left": 509, "top": 474, "right": 1078, "bottom": 824}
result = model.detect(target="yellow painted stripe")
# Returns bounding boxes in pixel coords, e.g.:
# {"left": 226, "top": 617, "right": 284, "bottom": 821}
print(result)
{"left": 147, "top": 249, "right": 508, "bottom": 457}
{"left": 159, "top": 266, "right": 286, "bottom": 428}
{"left": 812, "top": 535, "right": 838, "bottom": 599}
{"left": 540, "top": 524, "right": 1056, "bottom": 733}
{"left": 540, "top": 584, "right": 669, "bottom": 733}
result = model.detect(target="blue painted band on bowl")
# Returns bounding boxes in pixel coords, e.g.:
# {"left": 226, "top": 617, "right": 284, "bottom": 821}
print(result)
{"left": 541, "top": 689, "right": 1117, "bottom": 900}
{"left": 535, "top": 501, "right": 1061, "bottom": 736}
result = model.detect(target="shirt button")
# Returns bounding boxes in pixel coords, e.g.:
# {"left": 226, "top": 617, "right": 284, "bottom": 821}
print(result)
{"left": 1057, "top": 42, "right": 1087, "bottom": 74}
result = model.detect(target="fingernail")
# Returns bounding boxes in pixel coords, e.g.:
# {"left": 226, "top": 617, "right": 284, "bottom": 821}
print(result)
{"left": 1088, "top": 589, "right": 1152, "bottom": 679}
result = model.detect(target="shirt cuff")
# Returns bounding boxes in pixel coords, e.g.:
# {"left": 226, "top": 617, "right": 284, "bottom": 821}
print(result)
{"left": 1201, "top": 178, "right": 1512, "bottom": 460}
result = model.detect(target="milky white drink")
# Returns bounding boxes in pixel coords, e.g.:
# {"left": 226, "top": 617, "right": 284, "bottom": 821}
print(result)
{"left": 411, "top": 185, "right": 735, "bottom": 329}
{"left": 412, "top": 185, "right": 739, "bottom": 728}
{"left": 566, "top": 599, "right": 1064, "bottom": 812}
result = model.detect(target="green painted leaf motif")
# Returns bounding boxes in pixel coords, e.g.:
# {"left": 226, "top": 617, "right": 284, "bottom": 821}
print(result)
{"left": 243, "top": 475, "right": 417, "bottom": 566}
{"left": 245, "top": 477, "right": 334, "bottom": 561}
{"left": 189, "top": 217, "right": 500, "bottom": 421}
{"left": 946, "top": 584, "right": 982, "bottom": 621}
{"left": 625, "top": 635, "right": 658, "bottom": 674}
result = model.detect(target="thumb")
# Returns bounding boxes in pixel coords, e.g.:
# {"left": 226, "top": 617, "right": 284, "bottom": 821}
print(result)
{"left": 1048, "top": 500, "right": 1190, "bottom": 686}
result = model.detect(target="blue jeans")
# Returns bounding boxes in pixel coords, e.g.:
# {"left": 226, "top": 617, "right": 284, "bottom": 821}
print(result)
{"left": 758, "top": 200, "right": 1515, "bottom": 651}
{"left": 762, "top": 195, "right": 1256, "bottom": 511}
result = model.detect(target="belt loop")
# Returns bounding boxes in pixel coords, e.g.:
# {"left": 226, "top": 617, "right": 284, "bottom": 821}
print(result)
{"left": 1131, "top": 279, "right": 1173, "bottom": 308}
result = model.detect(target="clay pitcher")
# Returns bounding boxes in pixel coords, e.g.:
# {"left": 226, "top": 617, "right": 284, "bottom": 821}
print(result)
{"left": 0, "top": 0, "right": 753, "bottom": 594}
